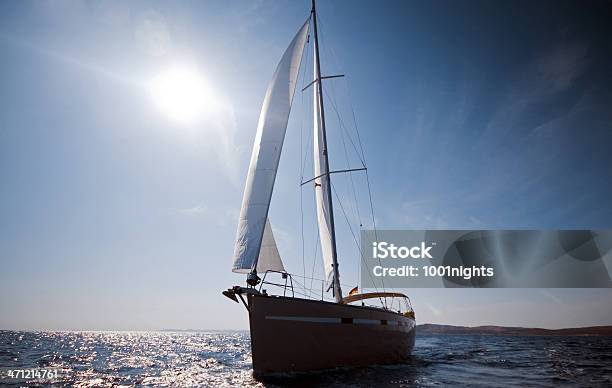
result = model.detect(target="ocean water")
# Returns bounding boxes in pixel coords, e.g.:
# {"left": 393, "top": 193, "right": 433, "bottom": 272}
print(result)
{"left": 0, "top": 330, "right": 611, "bottom": 387}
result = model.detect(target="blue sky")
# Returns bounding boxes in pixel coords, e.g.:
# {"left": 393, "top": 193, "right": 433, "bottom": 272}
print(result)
{"left": 1, "top": 0, "right": 611, "bottom": 330}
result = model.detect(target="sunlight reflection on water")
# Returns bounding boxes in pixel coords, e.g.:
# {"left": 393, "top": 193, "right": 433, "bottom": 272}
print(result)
{"left": 1, "top": 331, "right": 611, "bottom": 387}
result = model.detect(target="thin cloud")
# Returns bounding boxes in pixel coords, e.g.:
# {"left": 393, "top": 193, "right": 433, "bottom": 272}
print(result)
{"left": 163, "top": 203, "right": 208, "bottom": 216}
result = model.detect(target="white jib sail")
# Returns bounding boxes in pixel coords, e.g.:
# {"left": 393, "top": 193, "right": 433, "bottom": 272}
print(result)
{"left": 232, "top": 20, "right": 310, "bottom": 273}
{"left": 313, "top": 37, "right": 335, "bottom": 285}
{"left": 256, "top": 218, "right": 285, "bottom": 273}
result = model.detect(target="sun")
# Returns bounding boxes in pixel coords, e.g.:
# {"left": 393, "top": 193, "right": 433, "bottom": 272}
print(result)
{"left": 150, "top": 65, "right": 214, "bottom": 124}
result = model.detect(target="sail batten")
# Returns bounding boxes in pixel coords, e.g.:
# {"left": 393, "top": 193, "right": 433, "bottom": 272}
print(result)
{"left": 232, "top": 20, "right": 310, "bottom": 273}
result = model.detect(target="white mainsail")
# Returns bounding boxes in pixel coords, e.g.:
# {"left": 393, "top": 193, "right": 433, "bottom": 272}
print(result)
{"left": 232, "top": 20, "right": 310, "bottom": 273}
{"left": 312, "top": 36, "right": 335, "bottom": 285}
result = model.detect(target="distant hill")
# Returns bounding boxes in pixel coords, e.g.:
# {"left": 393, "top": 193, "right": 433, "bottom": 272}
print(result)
{"left": 417, "top": 324, "right": 612, "bottom": 336}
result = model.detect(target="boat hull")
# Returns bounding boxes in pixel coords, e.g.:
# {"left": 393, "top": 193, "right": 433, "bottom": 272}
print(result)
{"left": 247, "top": 294, "right": 416, "bottom": 377}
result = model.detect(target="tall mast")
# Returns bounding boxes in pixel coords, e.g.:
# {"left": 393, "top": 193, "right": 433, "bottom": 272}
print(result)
{"left": 311, "top": 0, "right": 343, "bottom": 303}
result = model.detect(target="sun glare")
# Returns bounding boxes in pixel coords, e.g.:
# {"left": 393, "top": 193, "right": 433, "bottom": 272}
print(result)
{"left": 150, "top": 65, "right": 214, "bottom": 124}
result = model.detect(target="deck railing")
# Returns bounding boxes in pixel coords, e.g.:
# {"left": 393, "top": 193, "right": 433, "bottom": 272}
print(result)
{"left": 259, "top": 270, "right": 295, "bottom": 297}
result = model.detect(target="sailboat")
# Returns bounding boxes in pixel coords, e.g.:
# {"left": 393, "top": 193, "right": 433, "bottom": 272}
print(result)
{"left": 223, "top": 0, "right": 416, "bottom": 377}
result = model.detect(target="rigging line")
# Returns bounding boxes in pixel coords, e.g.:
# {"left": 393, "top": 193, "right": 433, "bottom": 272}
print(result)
{"left": 313, "top": 10, "right": 376, "bottom": 300}
{"left": 300, "top": 168, "right": 366, "bottom": 186}
{"left": 313, "top": 6, "right": 344, "bottom": 302}
{"left": 293, "top": 286, "right": 321, "bottom": 301}
{"left": 309, "top": 204, "right": 320, "bottom": 297}
{"left": 324, "top": 87, "right": 363, "bottom": 227}
{"left": 316, "top": 13, "right": 361, "bottom": 159}
{"left": 324, "top": 88, "right": 366, "bottom": 168}
{"left": 300, "top": 177, "right": 306, "bottom": 283}
{"left": 299, "top": 28, "right": 318, "bottom": 296}
{"left": 300, "top": 112, "right": 313, "bottom": 178}
{"left": 318, "top": 19, "right": 378, "bottom": 292}
{"left": 317, "top": 14, "right": 381, "bottom": 300}
{"left": 290, "top": 271, "right": 364, "bottom": 290}
{"left": 318, "top": 12, "right": 367, "bottom": 165}
{"left": 330, "top": 182, "right": 385, "bottom": 307}
{"left": 291, "top": 276, "right": 313, "bottom": 299}
{"left": 337, "top": 69, "right": 376, "bottom": 295}
{"left": 292, "top": 289, "right": 312, "bottom": 300}
{"left": 324, "top": 90, "right": 366, "bottom": 277}
{"left": 306, "top": 192, "right": 317, "bottom": 298}
{"left": 300, "top": 34, "right": 312, "bottom": 179}
{"left": 298, "top": 30, "right": 312, "bottom": 284}
{"left": 299, "top": 38, "right": 310, "bottom": 176}
{"left": 365, "top": 169, "right": 379, "bottom": 241}
{"left": 305, "top": 178, "right": 319, "bottom": 298}
{"left": 338, "top": 128, "right": 363, "bottom": 235}
{"left": 283, "top": 280, "right": 330, "bottom": 302}
{"left": 365, "top": 168, "right": 384, "bottom": 298}
{"left": 315, "top": 11, "right": 363, "bottom": 167}
{"left": 300, "top": 143, "right": 306, "bottom": 282}
{"left": 315, "top": 12, "right": 344, "bottom": 90}
{"left": 290, "top": 277, "right": 310, "bottom": 298}
{"left": 291, "top": 277, "right": 335, "bottom": 302}
{"left": 346, "top": 82, "right": 367, "bottom": 164}
{"left": 315, "top": 16, "right": 368, "bottom": 291}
